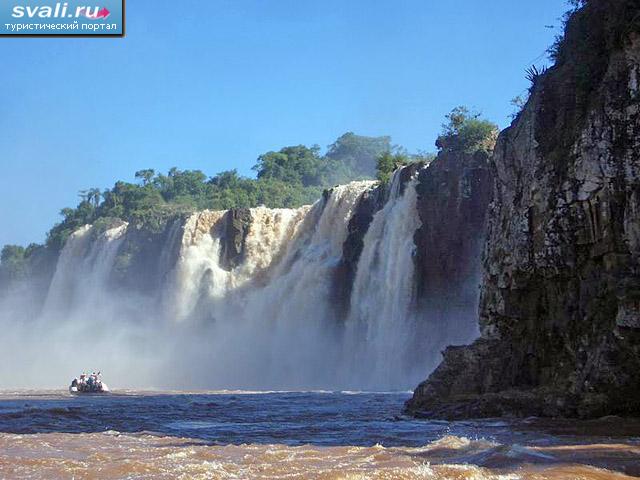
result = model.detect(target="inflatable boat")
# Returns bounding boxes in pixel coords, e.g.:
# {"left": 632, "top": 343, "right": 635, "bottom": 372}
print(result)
{"left": 69, "top": 373, "right": 109, "bottom": 394}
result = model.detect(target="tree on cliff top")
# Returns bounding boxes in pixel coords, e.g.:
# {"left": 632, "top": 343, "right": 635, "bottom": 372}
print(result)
{"left": 435, "top": 106, "right": 498, "bottom": 154}
{"left": 253, "top": 145, "right": 332, "bottom": 187}
{"left": 326, "top": 132, "right": 392, "bottom": 178}
{"left": 376, "top": 152, "right": 409, "bottom": 184}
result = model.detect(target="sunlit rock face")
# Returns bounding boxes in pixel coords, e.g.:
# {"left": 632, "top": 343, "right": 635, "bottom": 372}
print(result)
{"left": 0, "top": 155, "right": 492, "bottom": 391}
{"left": 407, "top": 3, "right": 640, "bottom": 419}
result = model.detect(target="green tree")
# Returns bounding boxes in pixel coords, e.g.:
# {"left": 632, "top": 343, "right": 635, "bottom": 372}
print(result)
{"left": 210, "top": 170, "right": 243, "bottom": 190}
{"left": 376, "top": 152, "right": 410, "bottom": 184}
{"left": 326, "top": 132, "right": 391, "bottom": 178}
{"left": 435, "top": 106, "right": 499, "bottom": 154}
{"left": 135, "top": 169, "right": 155, "bottom": 186}
{"left": 0, "top": 245, "right": 27, "bottom": 280}
{"left": 161, "top": 169, "right": 208, "bottom": 200}
{"left": 78, "top": 188, "right": 101, "bottom": 208}
{"left": 253, "top": 145, "right": 329, "bottom": 187}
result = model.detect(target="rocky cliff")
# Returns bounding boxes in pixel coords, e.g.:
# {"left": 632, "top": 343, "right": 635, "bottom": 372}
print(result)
{"left": 407, "top": 0, "right": 640, "bottom": 418}
{"left": 413, "top": 150, "right": 493, "bottom": 320}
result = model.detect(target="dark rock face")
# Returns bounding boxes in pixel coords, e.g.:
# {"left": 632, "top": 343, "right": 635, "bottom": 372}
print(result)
{"left": 332, "top": 163, "right": 430, "bottom": 318}
{"left": 407, "top": 3, "right": 640, "bottom": 419}
{"left": 333, "top": 184, "right": 385, "bottom": 317}
{"left": 219, "top": 209, "right": 252, "bottom": 271}
{"left": 413, "top": 151, "right": 493, "bottom": 314}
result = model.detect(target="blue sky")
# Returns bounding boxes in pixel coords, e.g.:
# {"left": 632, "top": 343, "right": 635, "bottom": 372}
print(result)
{"left": 0, "top": 0, "right": 569, "bottom": 247}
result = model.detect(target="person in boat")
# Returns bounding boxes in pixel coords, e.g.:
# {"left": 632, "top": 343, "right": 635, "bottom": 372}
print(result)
{"left": 87, "top": 373, "right": 96, "bottom": 391}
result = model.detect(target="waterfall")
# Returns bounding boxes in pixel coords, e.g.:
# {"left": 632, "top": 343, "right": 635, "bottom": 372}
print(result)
{"left": 0, "top": 169, "right": 478, "bottom": 390}
{"left": 164, "top": 181, "right": 377, "bottom": 389}
{"left": 343, "top": 171, "right": 422, "bottom": 389}
{"left": 43, "top": 223, "right": 128, "bottom": 316}
{"left": 1, "top": 222, "right": 164, "bottom": 387}
{"left": 167, "top": 206, "right": 311, "bottom": 322}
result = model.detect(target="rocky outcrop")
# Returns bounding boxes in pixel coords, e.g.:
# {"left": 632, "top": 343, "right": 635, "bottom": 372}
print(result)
{"left": 333, "top": 184, "right": 385, "bottom": 316}
{"left": 332, "top": 158, "right": 492, "bottom": 321}
{"left": 219, "top": 209, "right": 252, "bottom": 271}
{"left": 413, "top": 151, "right": 493, "bottom": 314}
{"left": 332, "top": 163, "right": 421, "bottom": 318}
{"left": 407, "top": 0, "right": 640, "bottom": 419}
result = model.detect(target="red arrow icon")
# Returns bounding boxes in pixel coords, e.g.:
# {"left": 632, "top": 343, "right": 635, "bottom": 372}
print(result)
{"left": 95, "top": 7, "right": 110, "bottom": 19}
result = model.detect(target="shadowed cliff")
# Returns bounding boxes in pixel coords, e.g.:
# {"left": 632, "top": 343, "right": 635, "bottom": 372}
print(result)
{"left": 407, "top": 0, "right": 640, "bottom": 419}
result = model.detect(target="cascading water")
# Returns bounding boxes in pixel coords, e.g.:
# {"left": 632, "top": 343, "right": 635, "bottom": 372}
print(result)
{"left": 0, "top": 222, "right": 163, "bottom": 386}
{"left": 165, "top": 181, "right": 376, "bottom": 389}
{"left": 167, "top": 206, "right": 311, "bottom": 323}
{"left": 342, "top": 172, "right": 422, "bottom": 389}
{"left": 0, "top": 168, "right": 478, "bottom": 390}
{"left": 43, "top": 223, "right": 128, "bottom": 316}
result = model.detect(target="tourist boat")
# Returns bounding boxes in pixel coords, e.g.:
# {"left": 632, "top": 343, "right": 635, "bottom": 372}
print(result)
{"left": 69, "top": 373, "right": 110, "bottom": 394}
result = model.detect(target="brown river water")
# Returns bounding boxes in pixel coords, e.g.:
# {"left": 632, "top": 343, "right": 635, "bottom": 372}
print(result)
{"left": 0, "top": 391, "right": 638, "bottom": 479}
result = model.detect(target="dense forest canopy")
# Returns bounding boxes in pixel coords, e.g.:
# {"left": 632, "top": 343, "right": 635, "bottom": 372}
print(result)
{"left": 0, "top": 108, "right": 498, "bottom": 288}
{"left": 44, "top": 132, "right": 392, "bottom": 252}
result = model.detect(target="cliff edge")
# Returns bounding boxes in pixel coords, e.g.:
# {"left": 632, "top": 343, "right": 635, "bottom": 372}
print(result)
{"left": 407, "top": 0, "right": 640, "bottom": 418}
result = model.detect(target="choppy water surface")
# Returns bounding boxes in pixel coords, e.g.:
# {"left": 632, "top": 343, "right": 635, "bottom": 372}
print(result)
{"left": 0, "top": 391, "right": 639, "bottom": 479}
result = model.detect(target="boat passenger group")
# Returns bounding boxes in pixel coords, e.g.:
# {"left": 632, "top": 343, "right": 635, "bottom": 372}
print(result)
{"left": 70, "top": 372, "right": 107, "bottom": 393}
